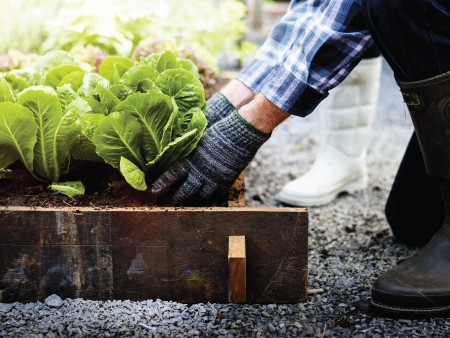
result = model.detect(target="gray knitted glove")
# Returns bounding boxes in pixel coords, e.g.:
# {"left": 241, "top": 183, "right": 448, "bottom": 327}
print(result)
{"left": 151, "top": 110, "right": 270, "bottom": 206}
{"left": 206, "top": 92, "right": 236, "bottom": 127}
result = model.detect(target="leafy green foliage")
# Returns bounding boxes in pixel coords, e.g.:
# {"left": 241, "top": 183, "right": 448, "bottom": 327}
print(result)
{"left": 40, "top": 0, "right": 252, "bottom": 71}
{"left": 88, "top": 51, "right": 207, "bottom": 190}
{"left": 48, "top": 181, "right": 85, "bottom": 198}
{"left": 0, "top": 49, "right": 207, "bottom": 193}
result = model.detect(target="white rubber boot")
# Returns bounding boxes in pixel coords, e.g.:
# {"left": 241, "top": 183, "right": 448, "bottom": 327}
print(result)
{"left": 278, "top": 56, "right": 382, "bottom": 206}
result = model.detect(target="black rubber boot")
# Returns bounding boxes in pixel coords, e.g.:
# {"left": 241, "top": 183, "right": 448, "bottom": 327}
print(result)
{"left": 371, "top": 71, "right": 450, "bottom": 315}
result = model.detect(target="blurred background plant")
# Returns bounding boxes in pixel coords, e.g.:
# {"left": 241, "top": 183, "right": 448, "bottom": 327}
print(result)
{"left": 0, "top": 0, "right": 255, "bottom": 95}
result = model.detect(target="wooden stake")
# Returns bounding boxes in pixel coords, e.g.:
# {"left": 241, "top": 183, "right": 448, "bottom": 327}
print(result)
{"left": 228, "top": 235, "right": 246, "bottom": 303}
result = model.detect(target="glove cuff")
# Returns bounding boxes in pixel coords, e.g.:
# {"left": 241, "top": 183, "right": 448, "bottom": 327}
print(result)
{"left": 206, "top": 92, "right": 236, "bottom": 126}
{"left": 208, "top": 110, "right": 270, "bottom": 158}
{"left": 233, "top": 110, "right": 271, "bottom": 138}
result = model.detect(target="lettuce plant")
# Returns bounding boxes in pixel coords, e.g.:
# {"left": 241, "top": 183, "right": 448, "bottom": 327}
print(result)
{"left": 80, "top": 51, "right": 207, "bottom": 190}
{"left": 0, "top": 49, "right": 207, "bottom": 195}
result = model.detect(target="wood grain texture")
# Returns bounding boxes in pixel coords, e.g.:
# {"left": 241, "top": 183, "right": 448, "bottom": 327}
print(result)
{"left": 0, "top": 206, "right": 308, "bottom": 304}
{"left": 228, "top": 236, "right": 246, "bottom": 303}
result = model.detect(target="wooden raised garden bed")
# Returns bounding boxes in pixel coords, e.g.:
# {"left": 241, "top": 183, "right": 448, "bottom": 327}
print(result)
{"left": 0, "top": 177, "right": 308, "bottom": 304}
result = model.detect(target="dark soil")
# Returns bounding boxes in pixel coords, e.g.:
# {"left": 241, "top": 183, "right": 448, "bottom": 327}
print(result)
{"left": 0, "top": 162, "right": 231, "bottom": 208}
{"left": 0, "top": 163, "right": 159, "bottom": 208}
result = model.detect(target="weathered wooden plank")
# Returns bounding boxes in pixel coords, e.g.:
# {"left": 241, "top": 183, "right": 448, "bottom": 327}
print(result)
{"left": 228, "top": 236, "right": 246, "bottom": 303}
{"left": 0, "top": 207, "right": 308, "bottom": 303}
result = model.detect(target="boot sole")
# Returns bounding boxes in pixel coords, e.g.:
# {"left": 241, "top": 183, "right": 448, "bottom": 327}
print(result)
{"left": 277, "top": 177, "right": 367, "bottom": 207}
{"left": 370, "top": 299, "right": 450, "bottom": 316}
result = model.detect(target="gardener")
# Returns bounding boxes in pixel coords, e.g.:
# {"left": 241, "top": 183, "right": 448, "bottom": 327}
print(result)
{"left": 152, "top": 0, "right": 450, "bottom": 315}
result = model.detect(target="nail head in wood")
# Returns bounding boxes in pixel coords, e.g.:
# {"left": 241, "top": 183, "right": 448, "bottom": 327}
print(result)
{"left": 228, "top": 235, "right": 246, "bottom": 303}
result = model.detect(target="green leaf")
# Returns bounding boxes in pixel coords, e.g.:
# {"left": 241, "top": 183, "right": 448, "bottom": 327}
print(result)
{"left": 68, "top": 97, "right": 92, "bottom": 117}
{"left": 98, "top": 56, "right": 134, "bottom": 84}
{"left": 78, "top": 73, "right": 110, "bottom": 98}
{"left": 183, "top": 107, "right": 207, "bottom": 141}
{"left": 156, "top": 68, "right": 205, "bottom": 113}
{"left": 96, "top": 85, "right": 120, "bottom": 114}
{"left": 36, "top": 50, "right": 78, "bottom": 74}
{"left": 17, "top": 87, "right": 79, "bottom": 182}
{"left": 120, "top": 156, "right": 147, "bottom": 191}
{"left": 5, "top": 71, "right": 32, "bottom": 93}
{"left": 80, "top": 114, "right": 106, "bottom": 142}
{"left": 55, "top": 109, "right": 82, "bottom": 176}
{"left": 48, "top": 181, "right": 85, "bottom": 198}
{"left": 114, "top": 92, "right": 176, "bottom": 161}
{"left": 147, "top": 108, "right": 206, "bottom": 174}
{"left": 73, "top": 113, "right": 105, "bottom": 162}
{"left": 57, "top": 84, "right": 78, "bottom": 113}
{"left": 0, "top": 145, "right": 18, "bottom": 168}
{"left": 177, "top": 59, "right": 199, "bottom": 76}
{"left": 156, "top": 50, "right": 178, "bottom": 73}
{"left": 0, "top": 79, "right": 15, "bottom": 103}
{"left": 0, "top": 102, "right": 37, "bottom": 175}
{"left": 44, "top": 65, "right": 85, "bottom": 88}
{"left": 83, "top": 98, "right": 108, "bottom": 115}
{"left": 146, "top": 128, "right": 199, "bottom": 174}
{"left": 109, "top": 84, "right": 134, "bottom": 101}
{"left": 59, "top": 71, "right": 86, "bottom": 92}
{"left": 119, "top": 65, "right": 159, "bottom": 92}
{"left": 0, "top": 168, "right": 12, "bottom": 179}
{"left": 93, "top": 111, "right": 146, "bottom": 170}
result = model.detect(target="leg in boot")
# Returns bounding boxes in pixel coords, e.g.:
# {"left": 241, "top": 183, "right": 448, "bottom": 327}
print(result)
{"left": 362, "top": 0, "right": 450, "bottom": 315}
{"left": 278, "top": 55, "right": 382, "bottom": 206}
{"left": 385, "top": 132, "right": 444, "bottom": 247}
{"left": 372, "top": 72, "right": 450, "bottom": 314}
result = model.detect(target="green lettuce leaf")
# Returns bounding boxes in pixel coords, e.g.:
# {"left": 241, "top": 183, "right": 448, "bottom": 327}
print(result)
{"left": 98, "top": 56, "right": 134, "bottom": 84}
{"left": 59, "top": 71, "right": 86, "bottom": 92}
{"left": 93, "top": 111, "right": 146, "bottom": 170}
{"left": 119, "top": 65, "right": 159, "bottom": 92}
{"left": 0, "top": 168, "right": 12, "bottom": 179}
{"left": 48, "top": 181, "right": 85, "bottom": 198}
{"left": 78, "top": 73, "right": 110, "bottom": 98}
{"left": 147, "top": 107, "right": 206, "bottom": 173}
{"left": 73, "top": 113, "right": 105, "bottom": 162}
{"left": 114, "top": 92, "right": 176, "bottom": 161}
{"left": 0, "top": 79, "right": 15, "bottom": 103}
{"left": 156, "top": 68, "right": 205, "bottom": 113}
{"left": 44, "top": 65, "right": 85, "bottom": 88}
{"left": 17, "top": 86, "right": 80, "bottom": 182}
{"left": 96, "top": 85, "right": 120, "bottom": 114}
{"left": 0, "top": 102, "right": 37, "bottom": 176}
{"left": 36, "top": 50, "right": 78, "bottom": 74}
{"left": 57, "top": 84, "right": 78, "bottom": 113}
{"left": 120, "top": 156, "right": 147, "bottom": 191}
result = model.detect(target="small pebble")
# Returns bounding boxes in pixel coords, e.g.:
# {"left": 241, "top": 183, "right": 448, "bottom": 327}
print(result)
{"left": 44, "top": 295, "right": 63, "bottom": 308}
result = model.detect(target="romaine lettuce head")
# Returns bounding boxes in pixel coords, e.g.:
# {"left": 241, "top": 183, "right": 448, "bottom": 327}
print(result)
{"left": 0, "top": 49, "right": 207, "bottom": 193}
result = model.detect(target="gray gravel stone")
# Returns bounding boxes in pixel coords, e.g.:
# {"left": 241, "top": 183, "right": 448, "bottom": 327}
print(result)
{"left": 44, "top": 294, "right": 63, "bottom": 308}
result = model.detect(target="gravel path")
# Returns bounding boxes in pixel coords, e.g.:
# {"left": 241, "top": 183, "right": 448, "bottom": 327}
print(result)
{"left": 2, "top": 59, "right": 450, "bottom": 337}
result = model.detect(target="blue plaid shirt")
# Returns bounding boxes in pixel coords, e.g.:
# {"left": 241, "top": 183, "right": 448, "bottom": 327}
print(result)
{"left": 237, "top": 0, "right": 376, "bottom": 117}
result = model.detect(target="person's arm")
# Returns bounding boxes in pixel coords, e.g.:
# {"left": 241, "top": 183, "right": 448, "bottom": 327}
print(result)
{"left": 240, "top": 0, "right": 376, "bottom": 116}
{"left": 239, "top": 93, "right": 289, "bottom": 134}
{"left": 152, "top": 0, "right": 376, "bottom": 205}
{"left": 151, "top": 93, "right": 288, "bottom": 206}
{"left": 205, "top": 0, "right": 316, "bottom": 127}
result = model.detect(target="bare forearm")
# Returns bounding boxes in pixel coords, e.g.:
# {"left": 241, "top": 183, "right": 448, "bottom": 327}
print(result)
{"left": 220, "top": 79, "right": 255, "bottom": 109}
{"left": 239, "top": 93, "right": 290, "bottom": 134}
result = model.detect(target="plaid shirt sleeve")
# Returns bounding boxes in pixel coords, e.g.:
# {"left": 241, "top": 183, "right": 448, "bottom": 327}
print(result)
{"left": 237, "top": 0, "right": 376, "bottom": 117}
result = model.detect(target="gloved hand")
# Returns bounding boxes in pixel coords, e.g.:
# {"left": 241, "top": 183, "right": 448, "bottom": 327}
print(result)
{"left": 151, "top": 110, "right": 270, "bottom": 206}
{"left": 205, "top": 92, "right": 236, "bottom": 127}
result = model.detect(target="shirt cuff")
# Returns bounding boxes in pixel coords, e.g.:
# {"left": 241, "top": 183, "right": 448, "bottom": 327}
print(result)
{"left": 236, "top": 58, "right": 273, "bottom": 94}
{"left": 260, "top": 64, "right": 328, "bottom": 117}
